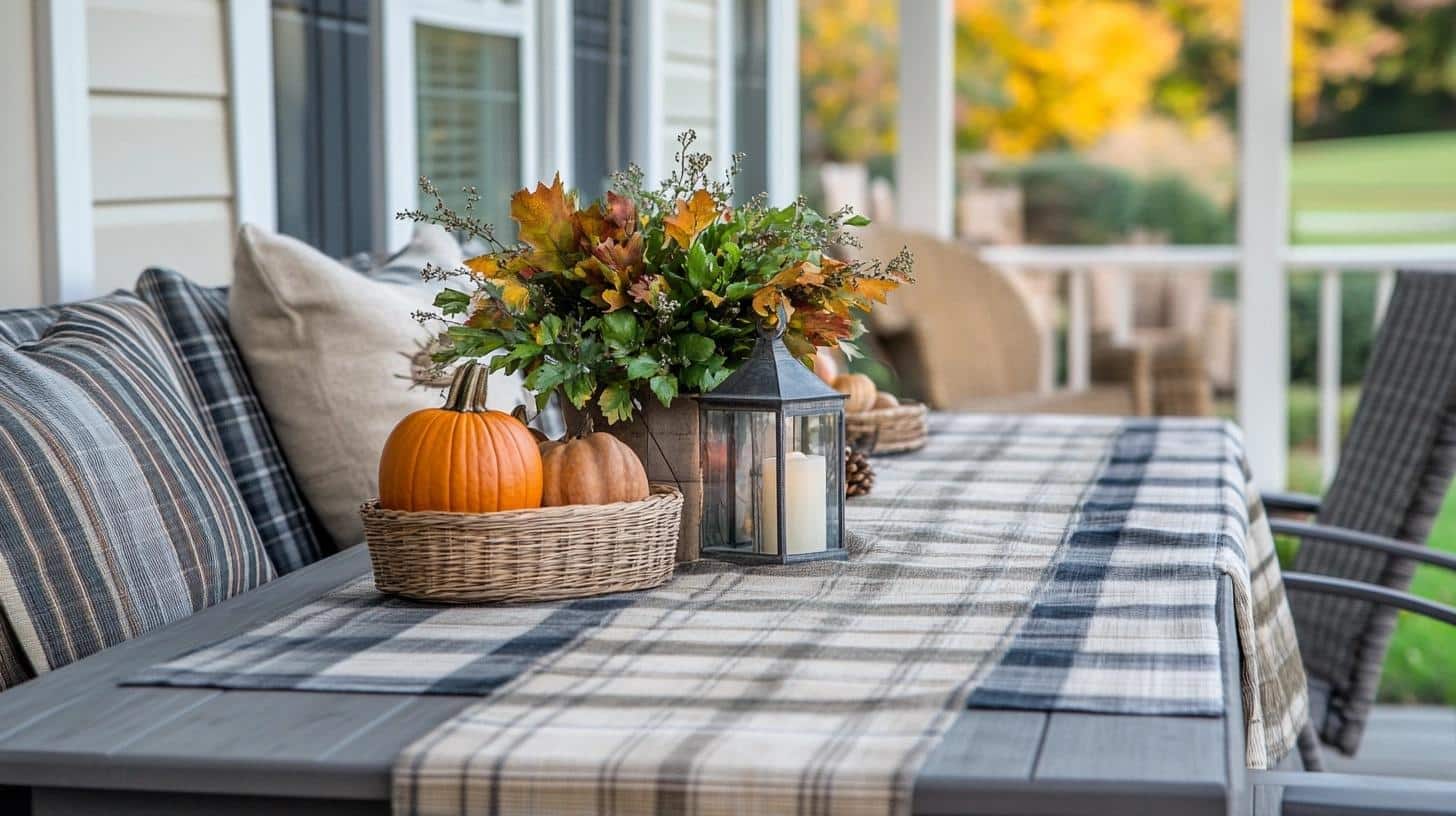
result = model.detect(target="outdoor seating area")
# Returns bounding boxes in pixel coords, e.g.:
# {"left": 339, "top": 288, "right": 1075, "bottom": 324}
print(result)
{"left": 1, "top": 1, "right": 1454, "bottom": 815}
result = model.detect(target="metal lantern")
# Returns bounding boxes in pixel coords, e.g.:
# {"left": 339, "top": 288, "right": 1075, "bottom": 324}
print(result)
{"left": 698, "top": 316, "right": 847, "bottom": 564}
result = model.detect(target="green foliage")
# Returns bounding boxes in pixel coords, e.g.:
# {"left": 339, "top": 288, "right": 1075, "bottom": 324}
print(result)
{"left": 993, "top": 154, "right": 1234, "bottom": 245}
{"left": 1287, "top": 273, "right": 1378, "bottom": 386}
{"left": 1136, "top": 175, "right": 1234, "bottom": 244}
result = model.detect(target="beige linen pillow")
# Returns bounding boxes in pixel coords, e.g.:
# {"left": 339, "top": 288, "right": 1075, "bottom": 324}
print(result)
{"left": 230, "top": 224, "right": 524, "bottom": 547}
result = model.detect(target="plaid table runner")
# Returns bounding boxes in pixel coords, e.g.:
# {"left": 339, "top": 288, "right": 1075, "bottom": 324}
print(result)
{"left": 131, "top": 414, "right": 1308, "bottom": 815}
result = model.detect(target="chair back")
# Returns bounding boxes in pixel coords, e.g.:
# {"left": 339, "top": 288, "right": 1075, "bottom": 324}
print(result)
{"left": 1293, "top": 270, "right": 1456, "bottom": 755}
{"left": 848, "top": 224, "right": 1049, "bottom": 409}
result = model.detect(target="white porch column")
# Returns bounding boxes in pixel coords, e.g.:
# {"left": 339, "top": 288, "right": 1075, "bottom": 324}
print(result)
{"left": 895, "top": 0, "right": 953, "bottom": 238}
{"left": 1237, "top": 0, "right": 1291, "bottom": 491}
{"left": 35, "top": 0, "right": 95, "bottom": 303}
{"left": 765, "top": 0, "right": 799, "bottom": 205}
{"left": 227, "top": 1, "right": 278, "bottom": 231}
{"left": 537, "top": 0, "right": 574, "bottom": 185}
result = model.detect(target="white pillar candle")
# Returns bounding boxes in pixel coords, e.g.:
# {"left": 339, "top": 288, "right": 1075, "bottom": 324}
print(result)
{"left": 759, "top": 451, "right": 828, "bottom": 555}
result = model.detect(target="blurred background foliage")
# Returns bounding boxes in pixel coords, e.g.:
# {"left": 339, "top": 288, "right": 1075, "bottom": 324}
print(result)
{"left": 802, "top": 0, "right": 1456, "bottom": 165}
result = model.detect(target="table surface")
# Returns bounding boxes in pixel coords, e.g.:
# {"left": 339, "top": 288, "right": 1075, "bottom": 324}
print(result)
{"left": 0, "top": 547, "right": 1249, "bottom": 816}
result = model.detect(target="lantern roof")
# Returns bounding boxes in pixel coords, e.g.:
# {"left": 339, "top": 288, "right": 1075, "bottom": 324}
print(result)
{"left": 700, "top": 323, "right": 848, "bottom": 406}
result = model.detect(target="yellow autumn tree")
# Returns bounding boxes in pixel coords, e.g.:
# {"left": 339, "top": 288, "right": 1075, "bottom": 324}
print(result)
{"left": 956, "top": 0, "right": 1181, "bottom": 156}
{"left": 799, "top": 0, "right": 1386, "bottom": 163}
{"left": 799, "top": 0, "right": 899, "bottom": 162}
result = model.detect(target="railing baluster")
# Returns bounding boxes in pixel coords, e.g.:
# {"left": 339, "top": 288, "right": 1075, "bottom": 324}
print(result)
{"left": 1374, "top": 267, "right": 1395, "bottom": 329}
{"left": 1319, "top": 268, "right": 1342, "bottom": 485}
{"left": 1112, "top": 266, "right": 1133, "bottom": 347}
{"left": 1067, "top": 268, "right": 1090, "bottom": 391}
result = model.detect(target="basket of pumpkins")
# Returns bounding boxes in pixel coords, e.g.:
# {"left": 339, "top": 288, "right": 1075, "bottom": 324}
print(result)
{"left": 814, "top": 348, "right": 928, "bottom": 455}
{"left": 361, "top": 362, "right": 682, "bottom": 604}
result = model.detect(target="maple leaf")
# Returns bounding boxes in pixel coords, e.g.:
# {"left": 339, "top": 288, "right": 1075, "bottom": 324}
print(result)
{"left": 850, "top": 277, "right": 900, "bottom": 304}
{"left": 604, "top": 191, "right": 637, "bottom": 239}
{"left": 591, "top": 233, "right": 645, "bottom": 281}
{"left": 701, "top": 289, "right": 724, "bottom": 307}
{"left": 663, "top": 189, "right": 719, "bottom": 249}
{"left": 601, "top": 289, "right": 630, "bottom": 312}
{"left": 629, "top": 275, "right": 667, "bottom": 305}
{"left": 751, "top": 286, "right": 794, "bottom": 323}
{"left": 463, "top": 254, "right": 500, "bottom": 280}
{"left": 767, "top": 261, "right": 826, "bottom": 290}
{"left": 573, "top": 201, "right": 607, "bottom": 248}
{"left": 511, "top": 174, "right": 577, "bottom": 272}
{"left": 797, "top": 309, "right": 853, "bottom": 347}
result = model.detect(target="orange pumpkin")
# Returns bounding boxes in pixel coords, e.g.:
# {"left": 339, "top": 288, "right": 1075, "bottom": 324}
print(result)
{"left": 378, "top": 362, "right": 543, "bottom": 513}
{"left": 872, "top": 391, "right": 900, "bottom": 409}
{"left": 539, "top": 429, "right": 650, "bottom": 507}
{"left": 811, "top": 347, "right": 843, "bottom": 384}
{"left": 833, "top": 373, "right": 878, "bottom": 414}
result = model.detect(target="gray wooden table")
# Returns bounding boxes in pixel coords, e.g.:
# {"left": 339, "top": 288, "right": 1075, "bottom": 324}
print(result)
{"left": 0, "top": 547, "right": 1249, "bottom": 816}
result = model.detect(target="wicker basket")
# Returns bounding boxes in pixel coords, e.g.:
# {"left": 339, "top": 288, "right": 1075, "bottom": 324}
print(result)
{"left": 361, "top": 485, "right": 683, "bottom": 604}
{"left": 846, "top": 402, "right": 929, "bottom": 454}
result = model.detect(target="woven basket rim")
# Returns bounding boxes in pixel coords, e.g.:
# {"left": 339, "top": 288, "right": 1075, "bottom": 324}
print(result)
{"left": 847, "top": 401, "right": 928, "bottom": 420}
{"left": 361, "top": 483, "right": 682, "bottom": 524}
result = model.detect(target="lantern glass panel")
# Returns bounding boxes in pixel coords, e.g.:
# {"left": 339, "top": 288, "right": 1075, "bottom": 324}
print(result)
{"left": 772, "top": 413, "right": 839, "bottom": 556}
{"left": 702, "top": 408, "right": 778, "bottom": 555}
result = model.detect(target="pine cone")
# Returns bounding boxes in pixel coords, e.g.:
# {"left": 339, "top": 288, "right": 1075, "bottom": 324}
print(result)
{"left": 845, "top": 445, "right": 875, "bottom": 498}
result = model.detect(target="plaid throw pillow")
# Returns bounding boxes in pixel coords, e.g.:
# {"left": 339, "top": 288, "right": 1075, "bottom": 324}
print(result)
{"left": 0, "top": 294, "right": 275, "bottom": 676}
{"left": 137, "top": 269, "right": 326, "bottom": 572}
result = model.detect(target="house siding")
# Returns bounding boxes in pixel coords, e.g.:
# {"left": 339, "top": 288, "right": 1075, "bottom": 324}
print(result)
{"left": 0, "top": 1, "right": 45, "bottom": 309}
{"left": 661, "top": 0, "right": 720, "bottom": 170}
{"left": 86, "top": 0, "right": 236, "bottom": 292}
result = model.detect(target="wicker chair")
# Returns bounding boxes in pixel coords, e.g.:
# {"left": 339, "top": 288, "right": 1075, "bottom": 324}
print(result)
{"left": 844, "top": 224, "right": 1213, "bottom": 416}
{"left": 1254, "top": 271, "right": 1456, "bottom": 814}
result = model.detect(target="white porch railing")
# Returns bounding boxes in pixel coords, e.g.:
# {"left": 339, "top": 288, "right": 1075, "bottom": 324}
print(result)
{"left": 979, "top": 243, "right": 1456, "bottom": 487}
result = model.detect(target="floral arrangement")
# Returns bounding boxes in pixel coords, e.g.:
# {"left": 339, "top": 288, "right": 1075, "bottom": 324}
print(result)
{"left": 402, "top": 132, "right": 913, "bottom": 423}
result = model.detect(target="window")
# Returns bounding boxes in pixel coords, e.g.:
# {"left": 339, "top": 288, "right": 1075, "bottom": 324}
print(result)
{"left": 415, "top": 25, "right": 522, "bottom": 237}
{"left": 377, "top": 0, "right": 536, "bottom": 251}
{"left": 733, "top": 0, "right": 769, "bottom": 204}
{"left": 572, "top": 0, "right": 632, "bottom": 201}
{"left": 272, "top": 0, "right": 375, "bottom": 257}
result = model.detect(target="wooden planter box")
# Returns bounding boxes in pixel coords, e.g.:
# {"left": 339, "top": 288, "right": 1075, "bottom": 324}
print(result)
{"left": 563, "top": 397, "right": 703, "bottom": 562}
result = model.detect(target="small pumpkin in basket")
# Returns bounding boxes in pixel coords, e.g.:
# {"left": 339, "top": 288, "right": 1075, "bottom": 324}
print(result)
{"left": 378, "top": 362, "right": 543, "bottom": 513}
{"left": 832, "top": 372, "right": 878, "bottom": 414}
{"left": 539, "top": 418, "right": 650, "bottom": 507}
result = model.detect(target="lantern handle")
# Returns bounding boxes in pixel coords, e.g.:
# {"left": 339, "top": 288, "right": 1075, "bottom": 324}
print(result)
{"left": 759, "top": 302, "right": 789, "bottom": 340}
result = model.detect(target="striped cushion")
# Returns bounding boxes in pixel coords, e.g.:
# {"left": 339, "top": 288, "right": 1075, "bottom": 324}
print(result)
{"left": 0, "top": 293, "right": 275, "bottom": 678}
{"left": 137, "top": 269, "right": 326, "bottom": 572}
{"left": 0, "top": 305, "right": 67, "bottom": 686}
{"left": 0, "top": 304, "right": 64, "bottom": 345}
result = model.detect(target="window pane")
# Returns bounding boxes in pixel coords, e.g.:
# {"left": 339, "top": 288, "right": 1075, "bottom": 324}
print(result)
{"left": 415, "top": 24, "right": 520, "bottom": 239}
{"left": 573, "top": 0, "right": 633, "bottom": 201}
{"left": 733, "top": 0, "right": 770, "bottom": 203}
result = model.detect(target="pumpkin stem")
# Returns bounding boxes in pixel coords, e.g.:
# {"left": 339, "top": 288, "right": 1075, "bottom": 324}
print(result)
{"left": 575, "top": 412, "right": 595, "bottom": 438}
{"left": 444, "top": 363, "right": 490, "bottom": 412}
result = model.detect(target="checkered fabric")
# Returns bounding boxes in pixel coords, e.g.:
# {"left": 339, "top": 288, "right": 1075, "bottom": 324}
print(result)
{"left": 137, "top": 269, "right": 326, "bottom": 572}
{"left": 131, "top": 414, "right": 1307, "bottom": 815}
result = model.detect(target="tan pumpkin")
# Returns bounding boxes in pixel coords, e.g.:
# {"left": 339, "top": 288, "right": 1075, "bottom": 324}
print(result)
{"left": 378, "top": 362, "right": 543, "bottom": 513}
{"left": 872, "top": 391, "right": 900, "bottom": 409}
{"left": 833, "top": 373, "right": 878, "bottom": 414}
{"left": 811, "top": 347, "right": 843, "bottom": 385}
{"left": 539, "top": 428, "right": 650, "bottom": 507}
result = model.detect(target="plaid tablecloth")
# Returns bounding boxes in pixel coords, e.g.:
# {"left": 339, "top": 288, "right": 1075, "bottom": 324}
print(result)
{"left": 131, "top": 414, "right": 1308, "bottom": 815}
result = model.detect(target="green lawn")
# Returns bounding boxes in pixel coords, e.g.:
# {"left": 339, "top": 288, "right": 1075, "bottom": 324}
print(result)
{"left": 1291, "top": 131, "right": 1456, "bottom": 245}
{"left": 1279, "top": 386, "right": 1456, "bottom": 704}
